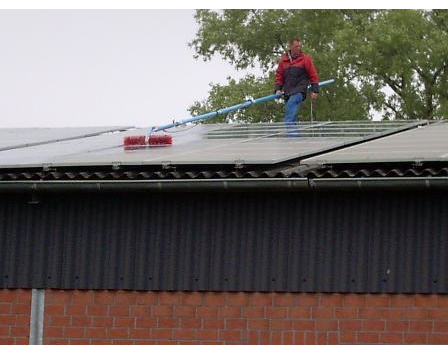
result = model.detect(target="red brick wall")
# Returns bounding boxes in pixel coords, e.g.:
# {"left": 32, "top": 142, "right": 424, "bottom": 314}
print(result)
{"left": 2, "top": 289, "right": 448, "bottom": 345}
{"left": 0, "top": 289, "right": 32, "bottom": 345}
{"left": 41, "top": 290, "right": 448, "bottom": 345}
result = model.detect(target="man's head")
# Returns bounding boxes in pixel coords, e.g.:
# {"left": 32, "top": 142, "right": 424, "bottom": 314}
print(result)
{"left": 288, "top": 37, "right": 302, "bottom": 56}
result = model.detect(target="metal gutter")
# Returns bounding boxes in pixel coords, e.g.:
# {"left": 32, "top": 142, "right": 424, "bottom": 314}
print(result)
{"left": 0, "top": 179, "right": 309, "bottom": 192}
{"left": 1, "top": 177, "right": 448, "bottom": 192}
{"left": 309, "top": 177, "right": 448, "bottom": 190}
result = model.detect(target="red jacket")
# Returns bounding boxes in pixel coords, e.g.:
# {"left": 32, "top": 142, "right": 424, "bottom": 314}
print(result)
{"left": 274, "top": 51, "right": 319, "bottom": 97}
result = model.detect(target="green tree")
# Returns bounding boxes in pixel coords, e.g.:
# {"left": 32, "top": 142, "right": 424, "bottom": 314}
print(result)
{"left": 339, "top": 9, "right": 448, "bottom": 120}
{"left": 188, "top": 9, "right": 448, "bottom": 122}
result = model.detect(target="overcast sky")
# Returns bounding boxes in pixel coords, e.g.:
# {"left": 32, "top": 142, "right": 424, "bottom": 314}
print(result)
{"left": 0, "top": 9, "right": 254, "bottom": 128}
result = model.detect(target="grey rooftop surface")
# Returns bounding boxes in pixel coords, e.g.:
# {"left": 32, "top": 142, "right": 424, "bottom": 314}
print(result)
{"left": 0, "top": 126, "right": 133, "bottom": 151}
{"left": 303, "top": 121, "right": 447, "bottom": 165}
{"left": 0, "top": 120, "right": 429, "bottom": 169}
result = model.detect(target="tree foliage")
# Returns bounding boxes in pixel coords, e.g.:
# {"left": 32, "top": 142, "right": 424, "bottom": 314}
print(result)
{"left": 188, "top": 9, "right": 448, "bottom": 122}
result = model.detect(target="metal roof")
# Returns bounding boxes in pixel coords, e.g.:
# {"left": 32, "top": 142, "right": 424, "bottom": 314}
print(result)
{"left": 2, "top": 189, "right": 448, "bottom": 293}
{"left": 0, "top": 120, "right": 423, "bottom": 169}
{"left": 303, "top": 121, "right": 447, "bottom": 165}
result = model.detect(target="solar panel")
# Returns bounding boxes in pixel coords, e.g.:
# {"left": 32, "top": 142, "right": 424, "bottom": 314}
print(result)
{"left": 205, "top": 121, "right": 409, "bottom": 139}
{"left": 0, "top": 126, "right": 133, "bottom": 151}
{"left": 302, "top": 121, "right": 443, "bottom": 165}
{"left": 0, "top": 121, "right": 424, "bottom": 169}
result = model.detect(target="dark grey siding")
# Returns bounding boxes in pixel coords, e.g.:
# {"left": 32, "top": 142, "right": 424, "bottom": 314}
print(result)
{"left": 0, "top": 190, "right": 447, "bottom": 293}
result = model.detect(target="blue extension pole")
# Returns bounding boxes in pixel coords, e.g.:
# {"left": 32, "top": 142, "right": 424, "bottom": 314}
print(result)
{"left": 151, "top": 78, "right": 336, "bottom": 133}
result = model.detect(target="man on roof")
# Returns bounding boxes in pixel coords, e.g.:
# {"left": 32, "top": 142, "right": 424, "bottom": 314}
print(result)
{"left": 274, "top": 37, "right": 319, "bottom": 136}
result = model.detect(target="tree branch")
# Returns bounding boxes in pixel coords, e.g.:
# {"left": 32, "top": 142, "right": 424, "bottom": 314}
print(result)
{"left": 384, "top": 100, "right": 401, "bottom": 118}
{"left": 382, "top": 76, "right": 402, "bottom": 96}
{"left": 432, "top": 60, "right": 448, "bottom": 84}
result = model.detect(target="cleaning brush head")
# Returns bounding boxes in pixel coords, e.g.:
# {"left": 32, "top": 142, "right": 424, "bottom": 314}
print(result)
{"left": 123, "top": 135, "right": 146, "bottom": 147}
{"left": 123, "top": 134, "right": 172, "bottom": 149}
{"left": 148, "top": 134, "right": 173, "bottom": 146}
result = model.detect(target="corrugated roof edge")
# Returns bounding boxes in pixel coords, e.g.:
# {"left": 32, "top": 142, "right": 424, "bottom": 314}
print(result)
{"left": 1, "top": 161, "right": 448, "bottom": 181}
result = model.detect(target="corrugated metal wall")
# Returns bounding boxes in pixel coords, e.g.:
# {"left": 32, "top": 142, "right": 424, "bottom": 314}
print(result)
{"left": 0, "top": 190, "right": 447, "bottom": 293}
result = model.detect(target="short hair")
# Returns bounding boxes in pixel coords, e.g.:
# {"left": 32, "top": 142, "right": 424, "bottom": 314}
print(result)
{"left": 288, "top": 37, "right": 302, "bottom": 46}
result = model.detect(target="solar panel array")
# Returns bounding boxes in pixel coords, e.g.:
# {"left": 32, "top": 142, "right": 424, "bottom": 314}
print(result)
{"left": 0, "top": 121, "right": 426, "bottom": 169}
{"left": 303, "top": 121, "right": 445, "bottom": 165}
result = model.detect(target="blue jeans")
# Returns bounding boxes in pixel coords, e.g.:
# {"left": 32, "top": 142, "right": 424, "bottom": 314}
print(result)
{"left": 284, "top": 92, "right": 303, "bottom": 137}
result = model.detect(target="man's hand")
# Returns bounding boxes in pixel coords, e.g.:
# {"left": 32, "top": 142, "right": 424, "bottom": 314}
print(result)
{"left": 311, "top": 92, "right": 319, "bottom": 100}
{"left": 274, "top": 90, "right": 284, "bottom": 104}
